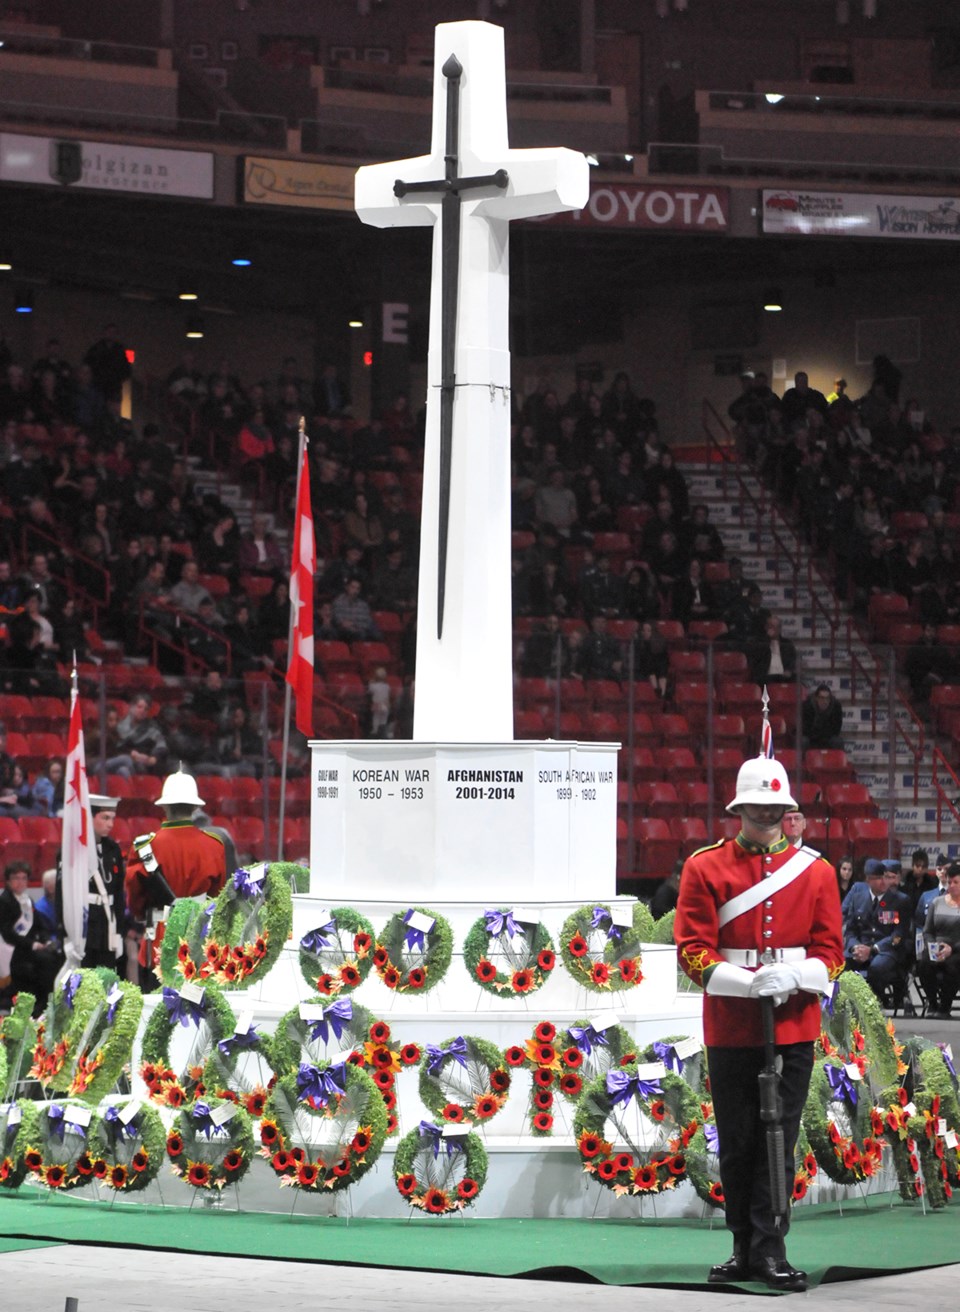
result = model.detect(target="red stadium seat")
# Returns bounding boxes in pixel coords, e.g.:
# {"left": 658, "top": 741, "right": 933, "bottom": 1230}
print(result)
{"left": 867, "top": 592, "right": 910, "bottom": 643}
{"left": 824, "top": 782, "right": 876, "bottom": 821}
{"left": 514, "top": 709, "right": 546, "bottom": 740}
{"left": 804, "top": 749, "right": 855, "bottom": 787}
{"left": 618, "top": 748, "right": 660, "bottom": 782}
{"left": 17, "top": 816, "right": 60, "bottom": 845}
{"left": 676, "top": 780, "right": 711, "bottom": 812}
{"left": 582, "top": 711, "right": 622, "bottom": 742}
{"left": 846, "top": 817, "right": 892, "bottom": 864}
{"left": 671, "top": 816, "right": 709, "bottom": 850}
{"left": 634, "top": 781, "right": 682, "bottom": 819}
{"left": 668, "top": 649, "right": 707, "bottom": 677}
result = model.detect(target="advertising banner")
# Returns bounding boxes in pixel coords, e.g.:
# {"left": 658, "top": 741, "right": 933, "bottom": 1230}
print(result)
{"left": 762, "top": 188, "right": 960, "bottom": 240}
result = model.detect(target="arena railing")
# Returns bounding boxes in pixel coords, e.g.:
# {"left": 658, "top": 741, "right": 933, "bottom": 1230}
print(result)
{"left": 17, "top": 520, "right": 111, "bottom": 627}
{"left": 930, "top": 747, "right": 960, "bottom": 846}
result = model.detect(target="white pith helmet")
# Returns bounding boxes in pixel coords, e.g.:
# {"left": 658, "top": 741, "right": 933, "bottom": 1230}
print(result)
{"left": 726, "top": 756, "right": 798, "bottom": 814}
{"left": 155, "top": 769, "right": 204, "bottom": 808}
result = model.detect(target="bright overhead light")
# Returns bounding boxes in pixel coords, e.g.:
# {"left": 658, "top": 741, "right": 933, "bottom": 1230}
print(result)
{"left": 178, "top": 285, "right": 198, "bottom": 301}
{"left": 763, "top": 289, "right": 783, "bottom": 312}
{"left": 765, "top": 93, "right": 784, "bottom": 105}
{"left": 231, "top": 253, "right": 252, "bottom": 267}
{"left": 14, "top": 288, "right": 32, "bottom": 313}
{"left": 185, "top": 315, "right": 204, "bottom": 338}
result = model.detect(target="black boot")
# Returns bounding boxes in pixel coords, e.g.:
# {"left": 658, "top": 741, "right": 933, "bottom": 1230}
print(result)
{"left": 709, "top": 1239, "right": 749, "bottom": 1284}
{"left": 748, "top": 1256, "right": 808, "bottom": 1292}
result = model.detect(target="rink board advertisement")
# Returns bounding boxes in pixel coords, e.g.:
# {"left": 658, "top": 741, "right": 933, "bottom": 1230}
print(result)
{"left": 762, "top": 188, "right": 960, "bottom": 239}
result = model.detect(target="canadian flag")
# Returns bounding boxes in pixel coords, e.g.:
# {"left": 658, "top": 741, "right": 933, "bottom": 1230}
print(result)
{"left": 61, "top": 674, "right": 97, "bottom": 966}
{"left": 286, "top": 438, "right": 315, "bottom": 737}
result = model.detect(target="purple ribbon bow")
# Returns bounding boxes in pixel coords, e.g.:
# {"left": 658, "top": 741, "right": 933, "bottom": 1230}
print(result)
{"left": 484, "top": 909, "right": 519, "bottom": 939}
{"left": 704, "top": 1123, "right": 720, "bottom": 1153}
{"left": 591, "top": 906, "right": 623, "bottom": 942}
{"left": 217, "top": 1024, "right": 261, "bottom": 1057}
{"left": 307, "top": 998, "right": 353, "bottom": 1045}
{"left": 825, "top": 1062, "right": 859, "bottom": 1107}
{"left": 606, "top": 1070, "right": 662, "bottom": 1106}
{"left": 652, "top": 1041, "right": 683, "bottom": 1074}
{"left": 568, "top": 1025, "right": 608, "bottom": 1057}
{"left": 48, "top": 1104, "right": 86, "bottom": 1142}
{"left": 296, "top": 1062, "right": 345, "bottom": 1108}
{"left": 103, "top": 1105, "right": 134, "bottom": 1140}
{"left": 191, "top": 1101, "right": 224, "bottom": 1138}
{"left": 62, "top": 972, "right": 82, "bottom": 1010}
{"left": 106, "top": 983, "right": 123, "bottom": 1024}
{"left": 199, "top": 901, "right": 215, "bottom": 940}
{"left": 938, "top": 1043, "right": 956, "bottom": 1078}
{"left": 402, "top": 909, "right": 430, "bottom": 951}
{"left": 300, "top": 919, "right": 338, "bottom": 954}
{"left": 161, "top": 986, "right": 207, "bottom": 1028}
{"left": 820, "top": 981, "right": 839, "bottom": 1017}
{"left": 418, "top": 1120, "right": 464, "bottom": 1158}
{"left": 233, "top": 865, "right": 266, "bottom": 899}
{"left": 425, "top": 1036, "right": 468, "bottom": 1076}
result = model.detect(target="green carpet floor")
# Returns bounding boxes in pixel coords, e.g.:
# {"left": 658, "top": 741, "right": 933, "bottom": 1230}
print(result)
{"left": 0, "top": 1193, "right": 955, "bottom": 1290}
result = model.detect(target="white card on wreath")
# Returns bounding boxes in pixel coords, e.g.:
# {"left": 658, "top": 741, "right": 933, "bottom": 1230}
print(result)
{"left": 299, "top": 1003, "right": 325, "bottom": 1022}
{"left": 405, "top": 910, "right": 435, "bottom": 934}
{"left": 315, "top": 908, "right": 331, "bottom": 925}
{"left": 633, "top": 1061, "right": 667, "bottom": 1081}
{"left": 511, "top": 907, "right": 537, "bottom": 926}
{"left": 442, "top": 1124, "right": 470, "bottom": 1139}
{"left": 904, "top": 1101, "right": 917, "bottom": 1117}
{"left": 608, "top": 903, "right": 634, "bottom": 929}
{"left": 843, "top": 1063, "right": 862, "bottom": 1081}
{"left": 211, "top": 1103, "right": 237, "bottom": 1126}
{"left": 68, "top": 1105, "right": 93, "bottom": 1128}
{"left": 673, "top": 1037, "right": 702, "bottom": 1060}
{"left": 180, "top": 981, "right": 205, "bottom": 1004}
{"left": 234, "top": 1011, "right": 253, "bottom": 1035}
{"left": 589, "top": 1014, "right": 620, "bottom": 1033}
{"left": 937, "top": 1118, "right": 948, "bottom": 1135}
{"left": 4, "top": 1106, "right": 19, "bottom": 1127}
{"left": 944, "top": 1130, "right": 958, "bottom": 1149}
{"left": 118, "top": 1100, "right": 141, "bottom": 1125}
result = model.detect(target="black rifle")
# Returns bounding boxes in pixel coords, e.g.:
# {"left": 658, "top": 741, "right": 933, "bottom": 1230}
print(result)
{"left": 759, "top": 994, "right": 789, "bottom": 1227}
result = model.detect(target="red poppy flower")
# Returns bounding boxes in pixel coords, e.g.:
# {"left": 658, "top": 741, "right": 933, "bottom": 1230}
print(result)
{"left": 490, "top": 1069, "right": 510, "bottom": 1095}
{"left": 372, "top": 1069, "right": 394, "bottom": 1091}
{"left": 332, "top": 1160, "right": 351, "bottom": 1177}
{"left": 597, "top": 1159, "right": 618, "bottom": 1182}
{"left": 382, "top": 967, "right": 401, "bottom": 990}
{"left": 870, "top": 1109, "right": 885, "bottom": 1136}
{"left": 354, "top": 932, "right": 372, "bottom": 955}
{"left": 223, "top": 1150, "right": 244, "bottom": 1174}
{"left": 165, "top": 1086, "right": 185, "bottom": 1109}
{"left": 140, "top": 1062, "right": 158, "bottom": 1085}
{"left": 533, "top": 1067, "right": 554, "bottom": 1089}
{"left": 205, "top": 942, "right": 221, "bottom": 964}
{"left": 898, "top": 1087, "right": 909, "bottom": 1107}
{"left": 512, "top": 969, "right": 535, "bottom": 994}
{"left": 591, "top": 962, "right": 610, "bottom": 986}
{"left": 386, "top": 1114, "right": 399, "bottom": 1135}
{"left": 666, "top": 1154, "right": 685, "bottom": 1175}
{"left": 619, "top": 958, "right": 638, "bottom": 983}
{"left": 634, "top": 1164, "right": 660, "bottom": 1192}
{"left": 132, "top": 1151, "right": 149, "bottom": 1173}
{"left": 885, "top": 1112, "right": 900, "bottom": 1133}
{"left": 181, "top": 960, "right": 197, "bottom": 981}
{"left": 253, "top": 935, "right": 267, "bottom": 959}
{"left": 620, "top": 1053, "right": 636, "bottom": 1067}
{"left": 407, "top": 967, "right": 426, "bottom": 989}
{"left": 909, "top": 1153, "right": 920, "bottom": 1173}
{"left": 537, "top": 950, "right": 556, "bottom": 972}
{"left": 272, "top": 1151, "right": 292, "bottom": 1173}
{"left": 615, "top": 1152, "right": 634, "bottom": 1172}
{"left": 373, "top": 946, "right": 389, "bottom": 968}
{"left": 530, "top": 1021, "right": 554, "bottom": 1043}
{"left": 560, "top": 1072, "right": 582, "bottom": 1097}
{"left": 505, "top": 1046, "right": 526, "bottom": 1067}
{"left": 424, "top": 1187, "right": 451, "bottom": 1214}
{"left": 109, "top": 1164, "right": 128, "bottom": 1189}
{"left": 370, "top": 1020, "right": 391, "bottom": 1045}
{"left": 245, "top": 1091, "right": 266, "bottom": 1118}
{"left": 475, "top": 1095, "right": 499, "bottom": 1120}
{"left": 457, "top": 1177, "right": 479, "bottom": 1201}
{"left": 442, "top": 1104, "right": 465, "bottom": 1123}
{"left": 220, "top": 960, "right": 239, "bottom": 983}
{"left": 315, "top": 974, "right": 335, "bottom": 996}
{"left": 75, "top": 1154, "right": 93, "bottom": 1177}
{"left": 346, "top": 1050, "right": 363, "bottom": 1066}
{"left": 396, "top": 1173, "right": 417, "bottom": 1197}
{"left": 649, "top": 1100, "right": 665, "bottom": 1122}
{"left": 352, "top": 1130, "right": 372, "bottom": 1153}
{"left": 381, "top": 1089, "right": 397, "bottom": 1111}
{"left": 914, "top": 1180, "right": 924, "bottom": 1197}
{"left": 187, "top": 1163, "right": 211, "bottom": 1187}
{"left": 340, "top": 964, "right": 361, "bottom": 988}
{"left": 568, "top": 935, "right": 588, "bottom": 958}
{"left": 843, "top": 1145, "right": 861, "bottom": 1169}
{"left": 259, "top": 1122, "right": 279, "bottom": 1146}
{"left": 177, "top": 942, "right": 191, "bottom": 963}
{"left": 297, "top": 1162, "right": 319, "bottom": 1187}
{"left": 475, "top": 959, "right": 498, "bottom": 983}
{"left": 400, "top": 1043, "right": 420, "bottom": 1065}
{"left": 793, "top": 1178, "right": 808, "bottom": 1200}
{"left": 369, "top": 1045, "right": 395, "bottom": 1069}
{"left": 562, "top": 1046, "right": 583, "bottom": 1069}
{"left": 0, "top": 1159, "right": 10, "bottom": 1182}
{"left": 533, "top": 1089, "right": 554, "bottom": 1111}
{"left": 92, "top": 1159, "right": 107, "bottom": 1179}
{"left": 804, "top": 1154, "right": 818, "bottom": 1178}
{"left": 289, "top": 1147, "right": 306, "bottom": 1164}
{"left": 166, "top": 1131, "right": 184, "bottom": 1157}
{"left": 579, "top": 1134, "right": 603, "bottom": 1159}
{"left": 535, "top": 1043, "right": 556, "bottom": 1065}
{"left": 708, "top": 1181, "right": 725, "bottom": 1203}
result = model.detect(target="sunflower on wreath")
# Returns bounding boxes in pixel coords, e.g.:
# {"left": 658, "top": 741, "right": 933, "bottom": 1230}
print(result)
{"left": 166, "top": 1094, "right": 255, "bottom": 1192}
{"left": 260, "top": 1060, "right": 387, "bottom": 1193}
{"left": 84, "top": 1100, "right": 166, "bottom": 1194}
{"left": 298, "top": 907, "right": 376, "bottom": 997}
{"left": 803, "top": 1057, "right": 886, "bottom": 1186}
{"left": 558, "top": 902, "right": 652, "bottom": 994}
{"left": 573, "top": 1060, "right": 700, "bottom": 1197}
{"left": 200, "top": 863, "right": 294, "bottom": 990}
{"left": 24, "top": 1100, "right": 97, "bottom": 1192}
{"left": 372, "top": 907, "right": 453, "bottom": 995}
{"left": 29, "top": 970, "right": 106, "bottom": 1092}
{"left": 68, "top": 977, "right": 143, "bottom": 1102}
{"left": 0, "top": 1099, "right": 39, "bottom": 1190}
{"left": 419, "top": 1034, "right": 511, "bottom": 1127}
{"left": 158, "top": 897, "right": 216, "bottom": 987}
{"left": 504, "top": 1019, "right": 636, "bottom": 1136}
{"left": 462, "top": 909, "right": 556, "bottom": 999}
{"left": 139, "top": 983, "right": 235, "bottom": 1109}
{"left": 394, "top": 1119, "right": 488, "bottom": 1215}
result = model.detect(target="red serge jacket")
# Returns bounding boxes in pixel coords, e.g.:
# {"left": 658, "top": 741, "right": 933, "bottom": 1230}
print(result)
{"left": 674, "top": 835, "right": 844, "bottom": 1047}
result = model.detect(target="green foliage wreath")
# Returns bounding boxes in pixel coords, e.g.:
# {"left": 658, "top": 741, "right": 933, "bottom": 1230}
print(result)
{"left": 394, "top": 1122, "right": 488, "bottom": 1214}
{"left": 30, "top": 970, "right": 106, "bottom": 1093}
{"left": 203, "top": 863, "right": 294, "bottom": 990}
{"left": 0, "top": 992, "right": 35, "bottom": 1100}
{"left": 24, "top": 1099, "right": 99, "bottom": 1192}
{"left": 67, "top": 977, "right": 142, "bottom": 1103}
{"left": 803, "top": 1056, "right": 887, "bottom": 1186}
{"left": 372, "top": 906, "right": 453, "bottom": 995}
{"left": 139, "top": 983, "right": 235, "bottom": 1108}
{"left": 166, "top": 1094, "right": 255, "bottom": 1192}
{"left": 270, "top": 998, "right": 373, "bottom": 1075}
{"left": 461, "top": 909, "right": 556, "bottom": 998}
{"left": 418, "top": 1034, "right": 511, "bottom": 1126}
{"left": 84, "top": 1100, "right": 166, "bottom": 1194}
{"left": 504, "top": 1018, "right": 637, "bottom": 1136}
{"left": 158, "top": 897, "right": 216, "bottom": 988}
{"left": 558, "top": 901, "right": 651, "bottom": 993}
{"left": 298, "top": 906, "right": 376, "bottom": 997}
{"left": 0, "top": 1098, "right": 39, "bottom": 1189}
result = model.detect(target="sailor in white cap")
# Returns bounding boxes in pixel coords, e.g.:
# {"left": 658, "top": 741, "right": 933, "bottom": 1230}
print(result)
{"left": 56, "top": 793, "right": 127, "bottom": 971}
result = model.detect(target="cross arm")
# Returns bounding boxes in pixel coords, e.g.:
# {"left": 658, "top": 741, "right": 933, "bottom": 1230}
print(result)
{"left": 355, "top": 155, "right": 441, "bottom": 230}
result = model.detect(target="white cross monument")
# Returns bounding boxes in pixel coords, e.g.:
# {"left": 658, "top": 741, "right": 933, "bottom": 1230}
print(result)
{"left": 355, "top": 20, "right": 589, "bottom": 742}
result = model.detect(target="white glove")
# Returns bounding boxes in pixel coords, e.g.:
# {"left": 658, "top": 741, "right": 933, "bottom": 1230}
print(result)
{"left": 749, "top": 963, "right": 803, "bottom": 1000}
{"left": 704, "top": 962, "right": 755, "bottom": 998}
{"left": 797, "top": 958, "right": 830, "bottom": 995}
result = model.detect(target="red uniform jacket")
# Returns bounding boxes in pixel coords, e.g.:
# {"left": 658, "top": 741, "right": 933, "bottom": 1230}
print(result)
{"left": 674, "top": 836, "right": 844, "bottom": 1047}
{"left": 125, "top": 821, "right": 227, "bottom": 922}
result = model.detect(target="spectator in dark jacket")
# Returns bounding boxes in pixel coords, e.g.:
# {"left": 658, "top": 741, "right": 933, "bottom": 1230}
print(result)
{"left": 801, "top": 683, "right": 844, "bottom": 750}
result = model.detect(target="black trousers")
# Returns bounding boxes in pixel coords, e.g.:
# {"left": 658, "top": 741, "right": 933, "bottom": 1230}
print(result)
{"left": 707, "top": 1041, "right": 814, "bottom": 1264}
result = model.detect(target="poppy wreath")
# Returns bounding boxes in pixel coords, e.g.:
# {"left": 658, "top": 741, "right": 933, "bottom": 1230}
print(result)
{"left": 0, "top": 992, "right": 36, "bottom": 1099}
{"left": 166, "top": 1094, "right": 255, "bottom": 1192}
{"left": 158, "top": 897, "right": 217, "bottom": 988}
{"left": 298, "top": 906, "right": 376, "bottom": 998}
{"left": 573, "top": 1060, "right": 700, "bottom": 1197}
{"left": 504, "top": 1019, "right": 636, "bottom": 1137}
{"left": 461, "top": 909, "right": 556, "bottom": 999}
{"left": 67, "top": 977, "right": 143, "bottom": 1103}
{"left": 259, "top": 1060, "right": 387, "bottom": 1194}
{"left": 685, "top": 1099, "right": 819, "bottom": 1210}
{"left": 201, "top": 863, "right": 294, "bottom": 991}
{"left": 373, "top": 906, "right": 453, "bottom": 995}
{"left": 818, "top": 970, "right": 899, "bottom": 1092}
{"left": 343, "top": 1016, "right": 421, "bottom": 1138}
{"left": 558, "top": 901, "right": 652, "bottom": 994}
{"left": 83, "top": 1100, "right": 166, "bottom": 1194}
{"left": 802, "top": 1056, "right": 887, "bottom": 1186}
{"left": 0, "top": 1098, "right": 39, "bottom": 1190}
{"left": 886, "top": 1039, "right": 960, "bottom": 1209}
{"left": 873, "top": 1080, "right": 923, "bottom": 1202}
{"left": 29, "top": 969, "right": 106, "bottom": 1093}
{"left": 24, "top": 1100, "right": 99, "bottom": 1192}
{"left": 201, "top": 1017, "right": 277, "bottom": 1121}
{"left": 394, "top": 1120, "right": 488, "bottom": 1214}
{"left": 419, "top": 1034, "right": 511, "bottom": 1127}
{"left": 139, "top": 983, "right": 236, "bottom": 1109}
{"left": 269, "top": 998, "right": 374, "bottom": 1076}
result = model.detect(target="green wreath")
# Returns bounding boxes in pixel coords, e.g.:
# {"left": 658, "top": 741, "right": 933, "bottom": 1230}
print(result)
{"left": 24, "top": 1099, "right": 99, "bottom": 1192}
{"left": 166, "top": 1094, "right": 255, "bottom": 1192}
{"left": 30, "top": 970, "right": 106, "bottom": 1093}
{"left": 298, "top": 906, "right": 376, "bottom": 997}
{"left": 270, "top": 998, "right": 374, "bottom": 1076}
{"left": 558, "top": 902, "right": 651, "bottom": 993}
{"left": 83, "top": 1100, "right": 166, "bottom": 1194}
{"left": 504, "top": 1019, "right": 637, "bottom": 1136}
{"left": 462, "top": 909, "right": 556, "bottom": 998}
{"left": 0, "top": 992, "right": 35, "bottom": 1100}
{"left": 574, "top": 1060, "right": 700, "bottom": 1196}
{"left": 67, "top": 978, "right": 143, "bottom": 1103}
{"left": 139, "top": 983, "right": 235, "bottom": 1108}
{"left": 394, "top": 1122, "right": 488, "bottom": 1214}
{"left": 818, "top": 970, "right": 898, "bottom": 1092}
{"left": 260, "top": 1061, "right": 387, "bottom": 1194}
{"left": 803, "top": 1056, "right": 887, "bottom": 1185}
{"left": 202, "top": 1017, "right": 276, "bottom": 1120}
{"left": 419, "top": 1034, "right": 511, "bottom": 1126}
{"left": 649, "top": 909, "right": 676, "bottom": 944}
{"left": 880, "top": 1040, "right": 960, "bottom": 1209}
{"left": 158, "top": 897, "right": 216, "bottom": 988}
{"left": 873, "top": 1081, "right": 921, "bottom": 1201}
{"left": 0, "top": 1098, "right": 39, "bottom": 1190}
{"left": 201, "top": 863, "right": 293, "bottom": 990}
{"left": 373, "top": 906, "right": 453, "bottom": 995}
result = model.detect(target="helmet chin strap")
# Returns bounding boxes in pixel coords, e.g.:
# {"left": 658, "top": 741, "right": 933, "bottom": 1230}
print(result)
{"left": 739, "top": 805, "right": 788, "bottom": 845}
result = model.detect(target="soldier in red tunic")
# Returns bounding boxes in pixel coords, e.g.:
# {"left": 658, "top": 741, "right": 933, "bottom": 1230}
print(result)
{"left": 674, "top": 755, "right": 844, "bottom": 1292}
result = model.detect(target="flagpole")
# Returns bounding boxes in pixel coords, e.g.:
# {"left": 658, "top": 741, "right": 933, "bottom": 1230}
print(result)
{"left": 278, "top": 416, "right": 309, "bottom": 860}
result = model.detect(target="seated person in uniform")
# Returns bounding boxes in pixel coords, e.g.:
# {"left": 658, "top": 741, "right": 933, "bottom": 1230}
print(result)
{"left": 842, "top": 859, "right": 912, "bottom": 1008}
